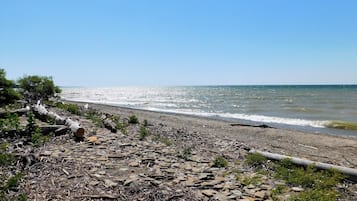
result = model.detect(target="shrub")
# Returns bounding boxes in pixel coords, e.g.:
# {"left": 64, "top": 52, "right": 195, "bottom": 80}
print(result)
{"left": 178, "top": 147, "right": 191, "bottom": 160}
{"left": 212, "top": 156, "right": 228, "bottom": 168}
{"left": 143, "top": 119, "right": 148, "bottom": 127}
{"left": 128, "top": 115, "right": 139, "bottom": 124}
{"left": 18, "top": 75, "right": 61, "bottom": 101}
{"left": 0, "top": 113, "right": 21, "bottom": 132}
{"left": 0, "top": 69, "right": 21, "bottom": 107}
{"left": 244, "top": 152, "right": 267, "bottom": 168}
{"left": 139, "top": 126, "right": 149, "bottom": 140}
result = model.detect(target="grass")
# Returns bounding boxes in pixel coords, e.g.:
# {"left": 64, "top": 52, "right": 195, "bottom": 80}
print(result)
{"left": 31, "top": 127, "right": 49, "bottom": 147}
{"left": 212, "top": 156, "right": 228, "bottom": 168}
{"left": 128, "top": 115, "right": 139, "bottom": 124}
{"left": 143, "top": 119, "right": 148, "bottom": 127}
{"left": 178, "top": 147, "right": 192, "bottom": 160}
{"left": 0, "top": 112, "right": 21, "bottom": 132}
{"left": 0, "top": 173, "right": 26, "bottom": 201}
{"left": 243, "top": 155, "right": 345, "bottom": 201}
{"left": 55, "top": 102, "right": 81, "bottom": 115}
{"left": 85, "top": 109, "right": 104, "bottom": 128}
{"left": 110, "top": 115, "right": 128, "bottom": 135}
{"left": 152, "top": 134, "right": 172, "bottom": 146}
{"left": 139, "top": 126, "right": 149, "bottom": 140}
{"left": 244, "top": 152, "right": 267, "bottom": 168}
{"left": 240, "top": 174, "right": 263, "bottom": 186}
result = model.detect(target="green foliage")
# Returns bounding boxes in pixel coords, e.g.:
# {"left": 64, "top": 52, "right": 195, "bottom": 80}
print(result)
{"left": 17, "top": 75, "right": 61, "bottom": 101}
{"left": 240, "top": 174, "right": 263, "bottom": 186}
{"left": 0, "top": 113, "right": 21, "bottom": 132}
{"left": 152, "top": 134, "right": 172, "bottom": 146}
{"left": 143, "top": 119, "right": 148, "bottom": 127}
{"left": 0, "top": 153, "right": 15, "bottom": 166}
{"left": 290, "top": 188, "right": 338, "bottom": 201}
{"left": 272, "top": 159, "right": 344, "bottom": 201}
{"left": 0, "top": 69, "right": 21, "bottom": 107}
{"left": 1, "top": 173, "right": 23, "bottom": 191}
{"left": 85, "top": 109, "right": 104, "bottom": 128}
{"left": 139, "top": 126, "right": 149, "bottom": 140}
{"left": 31, "top": 127, "right": 48, "bottom": 147}
{"left": 17, "top": 194, "right": 27, "bottom": 201}
{"left": 178, "top": 147, "right": 192, "bottom": 160}
{"left": 55, "top": 102, "right": 81, "bottom": 115}
{"left": 110, "top": 115, "right": 127, "bottom": 134}
{"left": 212, "top": 156, "right": 228, "bottom": 168}
{"left": 244, "top": 152, "right": 268, "bottom": 168}
{"left": 128, "top": 115, "right": 139, "bottom": 124}
{"left": 0, "top": 142, "right": 15, "bottom": 166}
{"left": 26, "top": 112, "right": 37, "bottom": 135}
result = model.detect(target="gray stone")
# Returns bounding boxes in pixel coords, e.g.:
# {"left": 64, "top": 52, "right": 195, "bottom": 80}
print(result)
{"left": 104, "top": 179, "right": 118, "bottom": 187}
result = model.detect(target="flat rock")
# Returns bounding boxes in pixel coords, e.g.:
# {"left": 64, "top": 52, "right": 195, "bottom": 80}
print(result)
{"left": 254, "top": 191, "right": 265, "bottom": 199}
{"left": 291, "top": 187, "right": 304, "bottom": 192}
{"left": 201, "top": 189, "right": 216, "bottom": 197}
{"left": 104, "top": 179, "right": 118, "bottom": 187}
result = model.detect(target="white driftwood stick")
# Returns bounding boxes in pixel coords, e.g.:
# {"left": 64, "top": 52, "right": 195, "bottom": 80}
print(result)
{"left": 249, "top": 149, "right": 357, "bottom": 181}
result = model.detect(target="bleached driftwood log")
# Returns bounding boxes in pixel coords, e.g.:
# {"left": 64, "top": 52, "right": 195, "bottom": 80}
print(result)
{"left": 100, "top": 114, "right": 117, "bottom": 133}
{"left": 33, "top": 103, "right": 84, "bottom": 137}
{"left": 249, "top": 149, "right": 357, "bottom": 181}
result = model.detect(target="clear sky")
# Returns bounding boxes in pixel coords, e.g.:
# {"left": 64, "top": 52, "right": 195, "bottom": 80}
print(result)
{"left": 1, "top": 0, "right": 356, "bottom": 86}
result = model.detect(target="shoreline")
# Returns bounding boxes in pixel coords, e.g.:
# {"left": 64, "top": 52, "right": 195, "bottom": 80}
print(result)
{"left": 62, "top": 99, "right": 357, "bottom": 138}
{"left": 64, "top": 99, "right": 357, "bottom": 168}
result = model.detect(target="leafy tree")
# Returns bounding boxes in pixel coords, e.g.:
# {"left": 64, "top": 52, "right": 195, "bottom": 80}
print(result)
{"left": 18, "top": 75, "right": 61, "bottom": 101}
{"left": 0, "top": 69, "right": 21, "bottom": 107}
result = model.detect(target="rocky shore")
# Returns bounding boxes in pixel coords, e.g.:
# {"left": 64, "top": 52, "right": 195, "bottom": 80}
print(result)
{"left": 2, "top": 101, "right": 357, "bottom": 200}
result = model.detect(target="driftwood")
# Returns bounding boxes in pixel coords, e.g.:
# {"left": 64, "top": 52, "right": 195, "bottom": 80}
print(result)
{"left": 39, "top": 125, "right": 68, "bottom": 136}
{"left": 33, "top": 103, "right": 84, "bottom": 137}
{"left": 249, "top": 149, "right": 357, "bottom": 182}
{"left": 103, "top": 118, "right": 117, "bottom": 133}
{"left": 0, "top": 107, "right": 31, "bottom": 118}
{"left": 98, "top": 114, "right": 117, "bottom": 133}
{"left": 230, "top": 123, "right": 273, "bottom": 128}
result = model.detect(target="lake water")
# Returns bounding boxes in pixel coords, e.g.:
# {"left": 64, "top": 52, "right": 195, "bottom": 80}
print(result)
{"left": 60, "top": 85, "right": 357, "bottom": 137}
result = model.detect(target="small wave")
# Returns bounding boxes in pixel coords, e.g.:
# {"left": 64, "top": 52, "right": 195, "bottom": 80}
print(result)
{"left": 324, "top": 121, "right": 357, "bottom": 130}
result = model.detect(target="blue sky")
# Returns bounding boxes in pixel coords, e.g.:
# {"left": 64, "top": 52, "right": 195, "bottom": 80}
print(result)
{"left": 1, "top": 0, "right": 356, "bottom": 86}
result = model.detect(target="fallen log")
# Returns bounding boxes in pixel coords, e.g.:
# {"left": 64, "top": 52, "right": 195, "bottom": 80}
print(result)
{"left": 230, "top": 123, "right": 273, "bottom": 128}
{"left": 249, "top": 149, "right": 357, "bottom": 182}
{"left": 39, "top": 125, "right": 69, "bottom": 136}
{"left": 0, "top": 107, "right": 30, "bottom": 118}
{"left": 103, "top": 118, "right": 117, "bottom": 133}
{"left": 33, "top": 103, "right": 84, "bottom": 137}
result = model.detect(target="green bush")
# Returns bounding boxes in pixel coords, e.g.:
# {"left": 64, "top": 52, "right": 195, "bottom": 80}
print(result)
{"left": 0, "top": 69, "right": 21, "bottom": 107}
{"left": 0, "top": 113, "right": 21, "bottom": 132}
{"left": 212, "top": 156, "right": 228, "bottom": 168}
{"left": 128, "top": 115, "right": 139, "bottom": 124}
{"left": 18, "top": 75, "right": 61, "bottom": 101}
{"left": 31, "top": 127, "right": 48, "bottom": 147}
{"left": 139, "top": 126, "right": 149, "bottom": 140}
{"left": 244, "top": 152, "right": 267, "bottom": 168}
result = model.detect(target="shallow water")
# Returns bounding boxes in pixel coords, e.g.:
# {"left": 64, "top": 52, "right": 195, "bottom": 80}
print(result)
{"left": 61, "top": 85, "right": 357, "bottom": 137}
